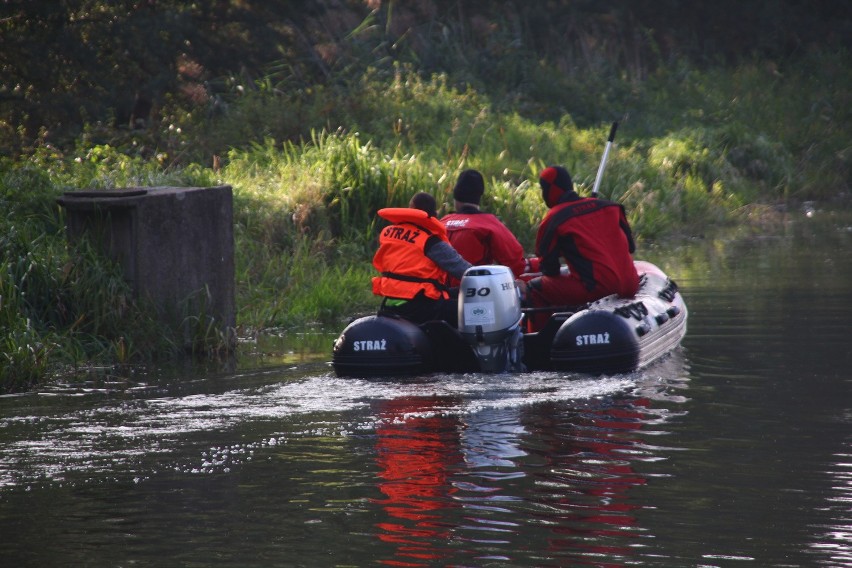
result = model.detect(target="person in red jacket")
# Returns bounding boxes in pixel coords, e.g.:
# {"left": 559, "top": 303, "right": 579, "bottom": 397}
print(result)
{"left": 519, "top": 165, "right": 639, "bottom": 331}
{"left": 372, "top": 192, "right": 472, "bottom": 326}
{"left": 440, "top": 169, "right": 527, "bottom": 286}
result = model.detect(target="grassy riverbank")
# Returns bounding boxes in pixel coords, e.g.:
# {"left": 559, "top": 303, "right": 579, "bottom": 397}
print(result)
{"left": 2, "top": 48, "right": 850, "bottom": 391}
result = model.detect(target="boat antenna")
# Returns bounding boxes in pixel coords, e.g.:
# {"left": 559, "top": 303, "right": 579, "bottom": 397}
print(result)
{"left": 591, "top": 121, "right": 619, "bottom": 198}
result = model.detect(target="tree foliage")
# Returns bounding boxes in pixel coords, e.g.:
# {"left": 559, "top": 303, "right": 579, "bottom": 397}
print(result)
{"left": 1, "top": 0, "right": 850, "bottom": 156}
{"left": 0, "top": 0, "right": 358, "bottom": 152}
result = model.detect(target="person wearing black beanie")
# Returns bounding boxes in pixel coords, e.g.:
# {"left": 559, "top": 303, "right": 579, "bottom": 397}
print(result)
{"left": 452, "top": 169, "right": 485, "bottom": 204}
{"left": 441, "top": 169, "right": 527, "bottom": 285}
{"left": 518, "top": 165, "right": 640, "bottom": 331}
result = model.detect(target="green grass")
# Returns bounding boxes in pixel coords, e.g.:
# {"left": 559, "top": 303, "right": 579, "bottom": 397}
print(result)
{"left": 2, "top": 49, "right": 850, "bottom": 391}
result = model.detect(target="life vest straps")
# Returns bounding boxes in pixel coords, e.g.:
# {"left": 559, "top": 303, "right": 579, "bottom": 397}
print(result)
{"left": 380, "top": 271, "right": 451, "bottom": 294}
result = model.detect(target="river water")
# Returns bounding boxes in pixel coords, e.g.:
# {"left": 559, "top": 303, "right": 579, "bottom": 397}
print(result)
{"left": 1, "top": 209, "right": 850, "bottom": 567}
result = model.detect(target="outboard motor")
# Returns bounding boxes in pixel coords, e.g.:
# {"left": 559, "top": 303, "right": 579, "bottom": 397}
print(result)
{"left": 458, "top": 265, "right": 524, "bottom": 372}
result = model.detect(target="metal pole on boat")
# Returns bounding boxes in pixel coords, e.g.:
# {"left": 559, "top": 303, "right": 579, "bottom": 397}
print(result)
{"left": 591, "top": 121, "right": 619, "bottom": 198}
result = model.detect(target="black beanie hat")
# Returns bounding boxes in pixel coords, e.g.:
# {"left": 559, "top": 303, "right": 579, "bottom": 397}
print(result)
{"left": 452, "top": 169, "right": 485, "bottom": 204}
{"left": 539, "top": 165, "right": 574, "bottom": 207}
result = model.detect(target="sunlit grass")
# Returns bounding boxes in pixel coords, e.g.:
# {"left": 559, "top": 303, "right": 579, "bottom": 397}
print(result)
{"left": 2, "top": 48, "right": 850, "bottom": 391}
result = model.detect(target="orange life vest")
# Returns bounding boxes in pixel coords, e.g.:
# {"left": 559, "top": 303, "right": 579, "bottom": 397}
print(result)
{"left": 371, "top": 208, "right": 451, "bottom": 300}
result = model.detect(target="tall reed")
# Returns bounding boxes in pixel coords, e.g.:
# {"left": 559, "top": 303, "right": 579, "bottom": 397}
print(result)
{"left": 3, "top": 47, "right": 849, "bottom": 391}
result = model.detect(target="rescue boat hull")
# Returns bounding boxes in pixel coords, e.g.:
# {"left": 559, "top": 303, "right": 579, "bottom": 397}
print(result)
{"left": 331, "top": 261, "right": 687, "bottom": 377}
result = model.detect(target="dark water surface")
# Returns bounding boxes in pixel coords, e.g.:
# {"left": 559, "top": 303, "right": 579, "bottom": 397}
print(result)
{"left": 2, "top": 210, "right": 851, "bottom": 567}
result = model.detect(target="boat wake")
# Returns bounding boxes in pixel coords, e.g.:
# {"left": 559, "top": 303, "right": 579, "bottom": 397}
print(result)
{"left": 0, "top": 351, "right": 688, "bottom": 490}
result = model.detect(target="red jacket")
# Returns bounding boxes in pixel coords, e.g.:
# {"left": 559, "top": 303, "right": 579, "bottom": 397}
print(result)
{"left": 372, "top": 208, "right": 452, "bottom": 300}
{"left": 441, "top": 207, "right": 526, "bottom": 283}
{"left": 535, "top": 195, "right": 638, "bottom": 298}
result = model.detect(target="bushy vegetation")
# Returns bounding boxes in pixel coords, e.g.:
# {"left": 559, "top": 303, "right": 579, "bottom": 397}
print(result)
{"left": 2, "top": 2, "right": 850, "bottom": 391}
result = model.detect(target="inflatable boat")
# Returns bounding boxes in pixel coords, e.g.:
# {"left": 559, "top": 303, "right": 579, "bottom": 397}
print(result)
{"left": 332, "top": 260, "right": 687, "bottom": 377}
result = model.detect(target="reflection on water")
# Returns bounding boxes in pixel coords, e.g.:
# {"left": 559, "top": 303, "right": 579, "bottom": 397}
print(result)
{"left": 364, "top": 366, "right": 691, "bottom": 567}
{"left": 0, "top": 361, "right": 687, "bottom": 566}
{"left": 1, "top": 209, "right": 851, "bottom": 567}
{"left": 373, "top": 396, "right": 463, "bottom": 565}
{"left": 522, "top": 400, "right": 651, "bottom": 564}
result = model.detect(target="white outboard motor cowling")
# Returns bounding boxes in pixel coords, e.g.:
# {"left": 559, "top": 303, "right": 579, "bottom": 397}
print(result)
{"left": 457, "top": 265, "right": 524, "bottom": 372}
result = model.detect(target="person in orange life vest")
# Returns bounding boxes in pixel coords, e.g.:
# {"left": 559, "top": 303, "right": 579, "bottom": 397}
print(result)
{"left": 518, "top": 165, "right": 639, "bottom": 331}
{"left": 372, "top": 192, "right": 472, "bottom": 327}
{"left": 440, "top": 169, "right": 527, "bottom": 286}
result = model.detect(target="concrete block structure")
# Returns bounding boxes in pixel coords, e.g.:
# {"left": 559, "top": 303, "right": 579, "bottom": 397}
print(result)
{"left": 57, "top": 185, "right": 236, "bottom": 350}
